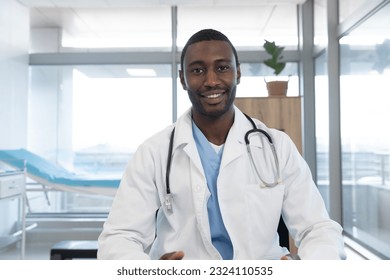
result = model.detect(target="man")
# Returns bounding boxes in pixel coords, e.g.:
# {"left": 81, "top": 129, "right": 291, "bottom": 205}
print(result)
{"left": 98, "top": 29, "right": 346, "bottom": 260}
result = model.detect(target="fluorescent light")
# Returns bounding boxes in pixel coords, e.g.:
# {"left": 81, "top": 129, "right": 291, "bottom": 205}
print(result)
{"left": 126, "top": 68, "right": 157, "bottom": 77}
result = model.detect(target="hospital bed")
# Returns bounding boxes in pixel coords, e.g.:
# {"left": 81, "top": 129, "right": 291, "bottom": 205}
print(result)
{"left": 0, "top": 149, "right": 121, "bottom": 197}
{"left": 0, "top": 149, "right": 122, "bottom": 259}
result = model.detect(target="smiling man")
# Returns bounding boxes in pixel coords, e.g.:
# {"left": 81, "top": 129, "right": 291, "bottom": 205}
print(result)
{"left": 98, "top": 29, "right": 346, "bottom": 260}
{"left": 179, "top": 33, "right": 240, "bottom": 147}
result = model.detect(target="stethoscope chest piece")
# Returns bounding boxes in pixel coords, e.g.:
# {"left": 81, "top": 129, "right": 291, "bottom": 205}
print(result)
{"left": 165, "top": 193, "right": 173, "bottom": 211}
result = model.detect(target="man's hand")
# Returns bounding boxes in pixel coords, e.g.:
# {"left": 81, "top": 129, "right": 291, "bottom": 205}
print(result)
{"left": 159, "top": 251, "right": 185, "bottom": 260}
{"left": 281, "top": 254, "right": 300, "bottom": 260}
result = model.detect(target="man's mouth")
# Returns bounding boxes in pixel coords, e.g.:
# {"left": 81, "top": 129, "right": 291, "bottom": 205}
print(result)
{"left": 201, "top": 91, "right": 225, "bottom": 99}
{"left": 205, "top": 93, "right": 223, "bottom": 99}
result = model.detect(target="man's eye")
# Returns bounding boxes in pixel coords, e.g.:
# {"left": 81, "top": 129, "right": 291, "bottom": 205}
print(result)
{"left": 191, "top": 67, "right": 204, "bottom": 74}
{"left": 218, "top": 65, "right": 230, "bottom": 72}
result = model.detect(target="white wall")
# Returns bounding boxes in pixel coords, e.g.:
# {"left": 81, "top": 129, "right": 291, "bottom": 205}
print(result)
{"left": 0, "top": 0, "right": 29, "bottom": 149}
{"left": 0, "top": 0, "right": 29, "bottom": 249}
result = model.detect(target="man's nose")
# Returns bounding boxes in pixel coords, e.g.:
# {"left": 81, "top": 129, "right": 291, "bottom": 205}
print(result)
{"left": 204, "top": 70, "right": 220, "bottom": 87}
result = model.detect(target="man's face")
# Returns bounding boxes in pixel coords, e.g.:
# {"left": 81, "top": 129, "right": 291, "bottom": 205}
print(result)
{"left": 179, "top": 40, "right": 241, "bottom": 119}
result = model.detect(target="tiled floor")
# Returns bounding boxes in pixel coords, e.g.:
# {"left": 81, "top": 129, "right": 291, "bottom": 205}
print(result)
{"left": 0, "top": 242, "right": 51, "bottom": 260}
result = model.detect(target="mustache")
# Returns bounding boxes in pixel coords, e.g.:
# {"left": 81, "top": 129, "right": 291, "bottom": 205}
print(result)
{"left": 199, "top": 86, "right": 229, "bottom": 95}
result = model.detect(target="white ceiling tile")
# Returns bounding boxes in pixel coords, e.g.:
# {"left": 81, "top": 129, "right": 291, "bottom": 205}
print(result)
{"left": 50, "top": 0, "right": 108, "bottom": 7}
{"left": 16, "top": 0, "right": 55, "bottom": 7}
{"left": 26, "top": 0, "right": 305, "bottom": 49}
{"left": 18, "top": 0, "right": 307, "bottom": 8}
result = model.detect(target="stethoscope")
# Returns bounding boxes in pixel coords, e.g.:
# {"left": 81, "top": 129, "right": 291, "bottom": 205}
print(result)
{"left": 164, "top": 113, "right": 282, "bottom": 211}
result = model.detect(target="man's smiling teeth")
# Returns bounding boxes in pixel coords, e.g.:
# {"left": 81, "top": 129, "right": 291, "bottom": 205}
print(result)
{"left": 206, "top": 93, "right": 222, "bottom": 99}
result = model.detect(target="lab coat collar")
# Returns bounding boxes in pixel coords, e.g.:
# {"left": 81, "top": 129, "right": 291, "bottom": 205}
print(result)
{"left": 219, "top": 107, "right": 264, "bottom": 169}
{"left": 172, "top": 108, "right": 203, "bottom": 172}
{"left": 172, "top": 108, "right": 194, "bottom": 149}
{"left": 172, "top": 106, "right": 264, "bottom": 153}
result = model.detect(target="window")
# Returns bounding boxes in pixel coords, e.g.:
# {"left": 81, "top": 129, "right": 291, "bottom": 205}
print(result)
{"left": 72, "top": 66, "right": 172, "bottom": 176}
{"left": 338, "top": 0, "right": 369, "bottom": 23}
{"left": 314, "top": 0, "right": 327, "bottom": 47}
{"left": 339, "top": 3, "right": 390, "bottom": 258}
{"left": 237, "top": 63, "right": 299, "bottom": 97}
{"left": 28, "top": 64, "right": 172, "bottom": 213}
{"left": 314, "top": 52, "right": 330, "bottom": 209}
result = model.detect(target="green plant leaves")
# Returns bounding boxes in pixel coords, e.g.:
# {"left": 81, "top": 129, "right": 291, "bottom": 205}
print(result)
{"left": 263, "top": 40, "right": 286, "bottom": 76}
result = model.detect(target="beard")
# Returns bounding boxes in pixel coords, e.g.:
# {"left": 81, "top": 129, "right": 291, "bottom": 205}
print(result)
{"left": 187, "top": 86, "right": 237, "bottom": 119}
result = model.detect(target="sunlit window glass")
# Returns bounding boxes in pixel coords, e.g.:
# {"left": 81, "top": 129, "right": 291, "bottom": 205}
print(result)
{"left": 28, "top": 64, "right": 172, "bottom": 213}
{"left": 238, "top": 63, "right": 299, "bottom": 98}
{"left": 314, "top": 0, "right": 327, "bottom": 47}
{"left": 338, "top": 0, "right": 368, "bottom": 23}
{"left": 72, "top": 66, "right": 172, "bottom": 166}
{"left": 314, "top": 53, "right": 330, "bottom": 209}
{"left": 339, "top": 3, "right": 390, "bottom": 259}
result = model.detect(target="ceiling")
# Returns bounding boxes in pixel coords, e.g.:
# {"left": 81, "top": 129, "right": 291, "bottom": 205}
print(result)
{"left": 18, "top": 0, "right": 307, "bottom": 50}
{"left": 16, "top": 0, "right": 390, "bottom": 50}
{"left": 17, "top": 0, "right": 307, "bottom": 8}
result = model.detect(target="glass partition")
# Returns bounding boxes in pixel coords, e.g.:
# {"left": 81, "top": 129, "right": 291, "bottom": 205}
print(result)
{"left": 314, "top": 52, "right": 330, "bottom": 209}
{"left": 338, "top": 0, "right": 369, "bottom": 23}
{"left": 314, "top": 0, "right": 327, "bottom": 47}
{"left": 28, "top": 64, "right": 172, "bottom": 213}
{"left": 339, "top": 3, "right": 390, "bottom": 258}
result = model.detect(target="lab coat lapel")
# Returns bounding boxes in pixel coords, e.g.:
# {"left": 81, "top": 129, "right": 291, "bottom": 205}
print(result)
{"left": 220, "top": 127, "right": 245, "bottom": 169}
{"left": 173, "top": 109, "right": 204, "bottom": 176}
{"left": 220, "top": 107, "right": 263, "bottom": 170}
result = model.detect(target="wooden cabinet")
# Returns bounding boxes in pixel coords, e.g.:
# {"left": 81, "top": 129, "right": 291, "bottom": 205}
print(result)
{"left": 234, "top": 96, "right": 302, "bottom": 154}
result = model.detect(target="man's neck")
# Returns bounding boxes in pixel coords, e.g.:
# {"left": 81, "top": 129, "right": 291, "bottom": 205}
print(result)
{"left": 192, "top": 109, "right": 234, "bottom": 145}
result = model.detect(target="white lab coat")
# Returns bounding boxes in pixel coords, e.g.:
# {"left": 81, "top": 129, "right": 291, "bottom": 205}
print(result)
{"left": 98, "top": 106, "right": 346, "bottom": 260}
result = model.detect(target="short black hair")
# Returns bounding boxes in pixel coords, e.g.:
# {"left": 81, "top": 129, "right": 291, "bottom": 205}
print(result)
{"left": 180, "top": 29, "right": 240, "bottom": 71}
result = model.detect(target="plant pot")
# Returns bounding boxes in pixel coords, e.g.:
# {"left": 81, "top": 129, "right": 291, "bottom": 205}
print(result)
{"left": 266, "top": 80, "right": 288, "bottom": 97}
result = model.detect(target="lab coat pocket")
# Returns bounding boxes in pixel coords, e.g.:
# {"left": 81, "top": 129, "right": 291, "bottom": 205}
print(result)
{"left": 244, "top": 183, "right": 285, "bottom": 224}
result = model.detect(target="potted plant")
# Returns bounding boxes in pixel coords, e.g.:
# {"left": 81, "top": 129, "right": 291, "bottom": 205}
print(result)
{"left": 263, "top": 40, "right": 288, "bottom": 96}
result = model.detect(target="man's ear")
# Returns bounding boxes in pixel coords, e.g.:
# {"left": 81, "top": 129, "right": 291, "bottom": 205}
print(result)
{"left": 179, "top": 70, "right": 187, "bottom": 90}
{"left": 236, "top": 64, "right": 241, "bottom": 85}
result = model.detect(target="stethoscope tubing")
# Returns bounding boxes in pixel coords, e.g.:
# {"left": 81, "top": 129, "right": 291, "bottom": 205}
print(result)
{"left": 243, "top": 114, "right": 282, "bottom": 188}
{"left": 165, "top": 127, "right": 175, "bottom": 210}
{"left": 165, "top": 113, "right": 281, "bottom": 210}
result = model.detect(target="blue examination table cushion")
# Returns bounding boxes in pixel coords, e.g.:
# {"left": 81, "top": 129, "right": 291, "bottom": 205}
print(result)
{"left": 0, "top": 149, "right": 121, "bottom": 194}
